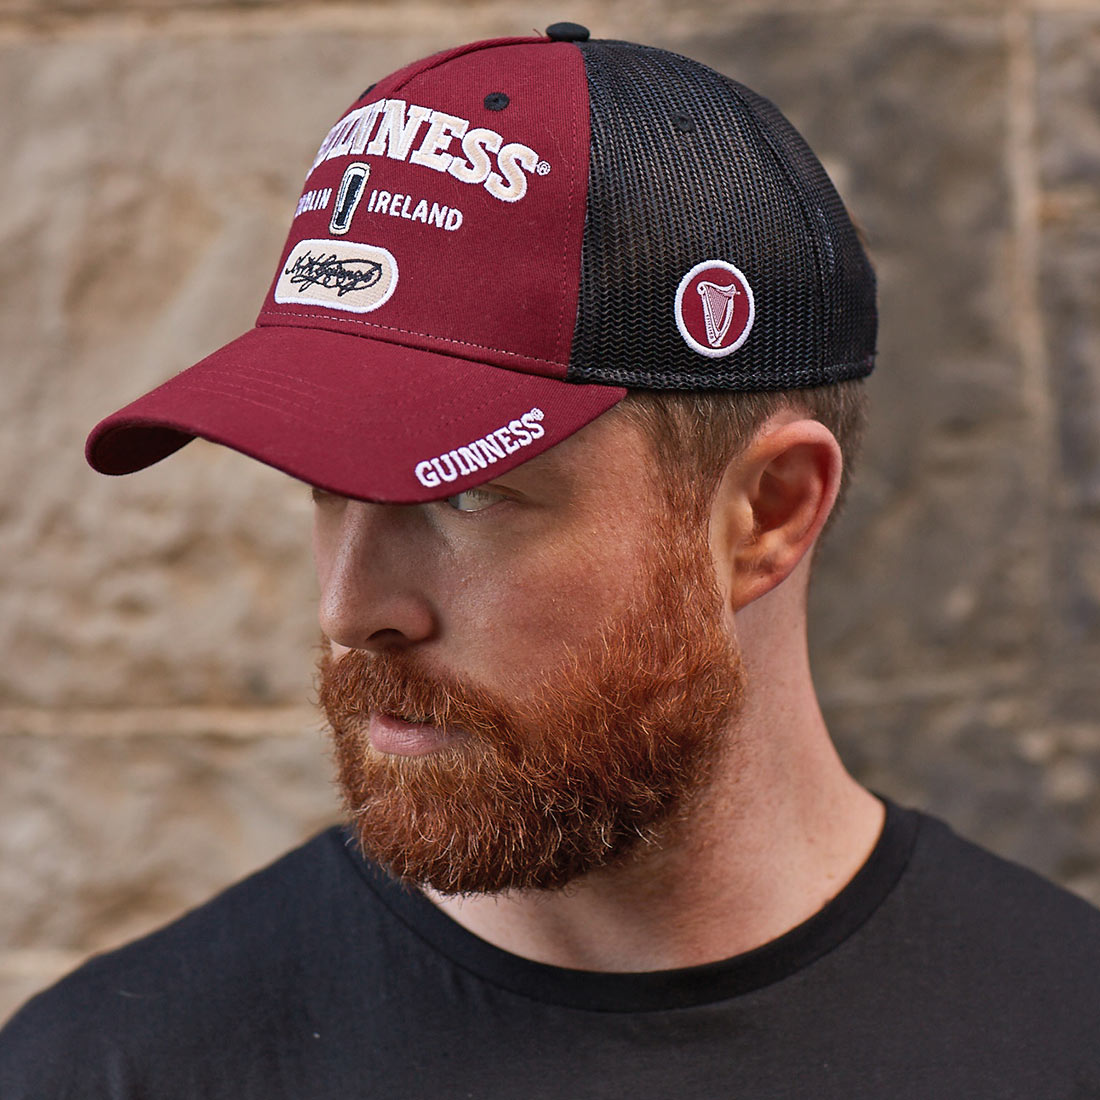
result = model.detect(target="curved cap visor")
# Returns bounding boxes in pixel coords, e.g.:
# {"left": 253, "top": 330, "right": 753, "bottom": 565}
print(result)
{"left": 86, "top": 327, "right": 626, "bottom": 503}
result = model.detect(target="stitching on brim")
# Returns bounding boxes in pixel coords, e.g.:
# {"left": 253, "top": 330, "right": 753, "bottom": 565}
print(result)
{"left": 256, "top": 310, "right": 568, "bottom": 369}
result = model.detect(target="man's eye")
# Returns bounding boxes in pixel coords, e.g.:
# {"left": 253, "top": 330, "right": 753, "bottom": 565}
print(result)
{"left": 443, "top": 488, "right": 505, "bottom": 512}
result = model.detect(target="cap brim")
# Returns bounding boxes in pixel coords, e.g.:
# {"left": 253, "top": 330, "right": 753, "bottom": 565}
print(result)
{"left": 86, "top": 327, "right": 626, "bottom": 503}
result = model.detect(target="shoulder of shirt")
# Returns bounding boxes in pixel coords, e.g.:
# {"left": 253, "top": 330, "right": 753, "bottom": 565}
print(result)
{"left": 0, "top": 826, "right": 359, "bottom": 1090}
{"left": 898, "top": 807, "right": 1100, "bottom": 972}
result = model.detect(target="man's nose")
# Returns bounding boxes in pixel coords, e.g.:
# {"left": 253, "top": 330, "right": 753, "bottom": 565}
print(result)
{"left": 314, "top": 500, "right": 438, "bottom": 652}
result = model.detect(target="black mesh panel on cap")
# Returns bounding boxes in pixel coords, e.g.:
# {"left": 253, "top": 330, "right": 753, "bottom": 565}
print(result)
{"left": 569, "top": 41, "right": 877, "bottom": 391}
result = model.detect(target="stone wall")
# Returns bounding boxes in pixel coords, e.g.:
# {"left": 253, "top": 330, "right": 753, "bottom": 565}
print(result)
{"left": 2, "top": 0, "right": 1098, "bottom": 1022}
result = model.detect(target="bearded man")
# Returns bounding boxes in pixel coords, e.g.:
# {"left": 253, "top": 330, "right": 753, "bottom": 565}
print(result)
{"left": 3, "top": 24, "right": 1099, "bottom": 1099}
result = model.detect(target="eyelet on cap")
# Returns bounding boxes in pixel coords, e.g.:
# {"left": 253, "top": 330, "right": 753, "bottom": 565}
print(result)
{"left": 484, "top": 92, "right": 509, "bottom": 111}
{"left": 546, "top": 22, "right": 590, "bottom": 42}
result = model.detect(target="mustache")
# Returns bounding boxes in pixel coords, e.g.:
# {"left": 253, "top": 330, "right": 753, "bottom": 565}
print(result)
{"left": 318, "top": 645, "right": 530, "bottom": 750}
{"left": 319, "top": 593, "right": 739, "bottom": 763}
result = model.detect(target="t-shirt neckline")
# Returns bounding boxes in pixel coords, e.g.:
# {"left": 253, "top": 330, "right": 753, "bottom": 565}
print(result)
{"left": 336, "top": 798, "right": 919, "bottom": 1012}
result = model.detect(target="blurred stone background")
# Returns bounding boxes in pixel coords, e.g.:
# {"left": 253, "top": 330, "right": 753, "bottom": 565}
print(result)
{"left": 1, "top": 0, "right": 1098, "bottom": 1022}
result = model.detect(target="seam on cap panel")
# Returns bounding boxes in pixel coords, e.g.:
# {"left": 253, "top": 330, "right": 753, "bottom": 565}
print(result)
{"left": 721, "top": 79, "right": 830, "bottom": 344}
{"left": 385, "top": 36, "right": 547, "bottom": 96}
{"left": 255, "top": 311, "right": 569, "bottom": 369}
{"left": 553, "top": 43, "right": 582, "bottom": 366}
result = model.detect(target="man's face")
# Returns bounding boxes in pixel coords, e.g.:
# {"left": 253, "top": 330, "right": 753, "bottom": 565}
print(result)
{"left": 314, "top": 411, "right": 745, "bottom": 894}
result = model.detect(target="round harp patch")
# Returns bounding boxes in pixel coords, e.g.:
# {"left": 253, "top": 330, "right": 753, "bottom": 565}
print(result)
{"left": 674, "top": 260, "right": 755, "bottom": 358}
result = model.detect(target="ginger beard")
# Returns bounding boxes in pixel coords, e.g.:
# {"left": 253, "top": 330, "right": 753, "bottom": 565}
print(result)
{"left": 319, "top": 506, "right": 745, "bottom": 896}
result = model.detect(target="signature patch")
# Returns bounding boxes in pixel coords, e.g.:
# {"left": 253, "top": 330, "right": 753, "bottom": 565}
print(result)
{"left": 275, "top": 239, "right": 398, "bottom": 314}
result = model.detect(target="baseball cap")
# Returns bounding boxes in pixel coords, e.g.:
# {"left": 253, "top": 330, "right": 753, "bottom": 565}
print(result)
{"left": 85, "top": 23, "right": 876, "bottom": 504}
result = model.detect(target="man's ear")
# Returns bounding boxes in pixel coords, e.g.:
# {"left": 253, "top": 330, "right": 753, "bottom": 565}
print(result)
{"left": 710, "top": 417, "right": 843, "bottom": 613}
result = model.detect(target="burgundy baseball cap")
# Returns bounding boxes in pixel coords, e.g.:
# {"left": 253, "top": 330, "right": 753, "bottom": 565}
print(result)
{"left": 86, "top": 23, "right": 876, "bottom": 503}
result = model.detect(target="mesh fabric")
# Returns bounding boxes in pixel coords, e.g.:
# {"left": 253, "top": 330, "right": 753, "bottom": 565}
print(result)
{"left": 569, "top": 41, "right": 876, "bottom": 391}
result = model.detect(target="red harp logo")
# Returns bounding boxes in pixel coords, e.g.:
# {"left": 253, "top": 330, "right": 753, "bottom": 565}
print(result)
{"left": 674, "top": 260, "right": 755, "bottom": 358}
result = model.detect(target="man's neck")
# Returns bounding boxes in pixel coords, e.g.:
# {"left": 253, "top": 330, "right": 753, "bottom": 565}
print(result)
{"left": 425, "top": 702, "right": 884, "bottom": 973}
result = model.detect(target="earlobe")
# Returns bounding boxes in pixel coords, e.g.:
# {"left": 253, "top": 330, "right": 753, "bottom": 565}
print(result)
{"left": 713, "top": 419, "right": 842, "bottom": 612}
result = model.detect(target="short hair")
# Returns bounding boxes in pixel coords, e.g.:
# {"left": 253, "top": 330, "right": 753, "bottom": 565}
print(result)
{"left": 613, "top": 380, "right": 869, "bottom": 533}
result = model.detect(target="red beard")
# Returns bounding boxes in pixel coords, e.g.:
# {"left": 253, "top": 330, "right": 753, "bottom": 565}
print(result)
{"left": 319, "top": 514, "right": 744, "bottom": 895}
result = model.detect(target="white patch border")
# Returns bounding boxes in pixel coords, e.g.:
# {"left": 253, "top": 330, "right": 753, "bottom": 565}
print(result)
{"left": 275, "top": 238, "right": 399, "bottom": 315}
{"left": 674, "top": 259, "right": 755, "bottom": 358}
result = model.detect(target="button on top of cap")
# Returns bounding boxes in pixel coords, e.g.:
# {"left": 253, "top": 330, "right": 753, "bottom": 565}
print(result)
{"left": 546, "top": 22, "right": 590, "bottom": 42}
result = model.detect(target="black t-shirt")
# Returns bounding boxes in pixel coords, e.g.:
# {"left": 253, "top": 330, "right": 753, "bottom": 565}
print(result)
{"left": 3, "top": 801, "right": 1099, "bottom": 1098}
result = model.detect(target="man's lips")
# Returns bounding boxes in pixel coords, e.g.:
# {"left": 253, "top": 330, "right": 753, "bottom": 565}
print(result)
{"left": 367, "top": 712, "right": 467, "bottom": 756}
